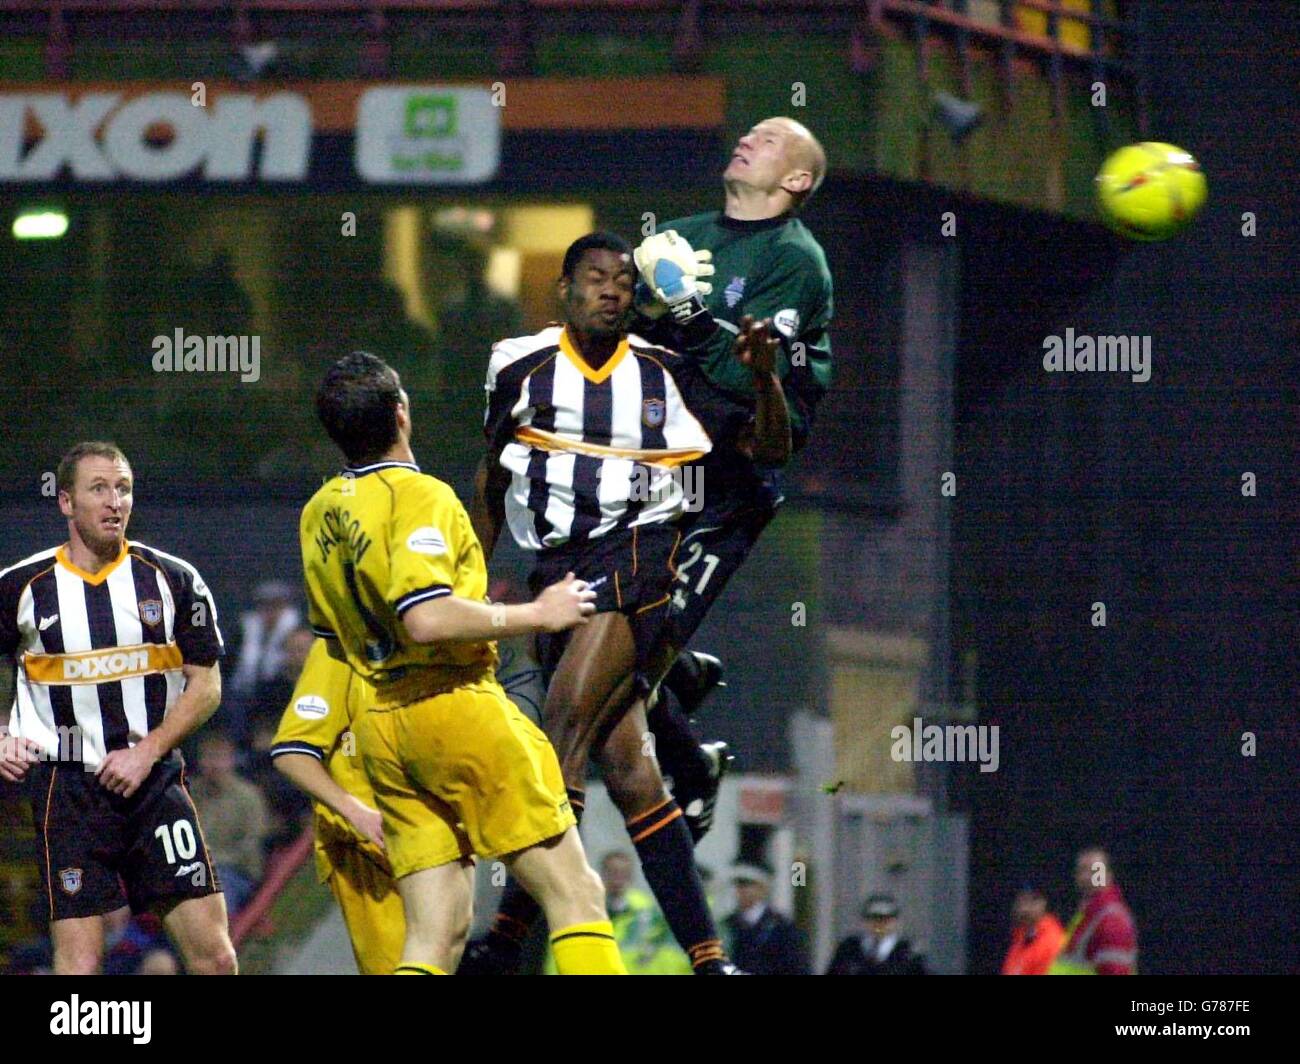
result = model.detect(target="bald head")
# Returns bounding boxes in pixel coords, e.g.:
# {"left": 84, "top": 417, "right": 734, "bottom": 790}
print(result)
{"left": 771, "top": 116, "right": 827, "bottom": 201}
{"left": 723, "top": 116, "right": 827, "bottom": 216}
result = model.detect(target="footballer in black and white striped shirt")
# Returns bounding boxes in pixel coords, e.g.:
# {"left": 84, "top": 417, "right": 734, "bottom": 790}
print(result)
{"left": 465, "top": 231, "right": 786, "bottom": 975}
{"left": 0, "top": 441, "right": 237, "bottom": 975}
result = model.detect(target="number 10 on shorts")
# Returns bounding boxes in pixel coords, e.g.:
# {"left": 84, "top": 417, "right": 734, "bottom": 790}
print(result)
{"left": 154, "top": 819, "right": 198, "bottom": 864}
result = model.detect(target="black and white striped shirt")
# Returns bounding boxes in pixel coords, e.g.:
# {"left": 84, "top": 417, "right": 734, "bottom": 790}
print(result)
{"left": 0, "top": 542, "right": 223, "bottom": 769}
{"left": 484, "top": 325, "right": 743, "bottom": 550}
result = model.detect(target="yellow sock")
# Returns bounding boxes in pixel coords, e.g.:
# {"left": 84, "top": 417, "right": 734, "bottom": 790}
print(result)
{"left": 550, "top": 921, "right": 627, "bottom": 975}
{"left": 393, "top": 962, "right": 446, "bottom": 975}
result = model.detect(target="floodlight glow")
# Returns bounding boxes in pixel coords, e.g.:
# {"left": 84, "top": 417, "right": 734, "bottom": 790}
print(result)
{"left": 13, "top": 211, "right": 69, "bottom": 239}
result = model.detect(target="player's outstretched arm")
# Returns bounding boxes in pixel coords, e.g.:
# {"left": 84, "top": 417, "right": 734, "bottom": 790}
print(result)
{"left": 402, "top": 573, "right": 595, "bottom": 645}
{"left": 470, "top": 455, "right": 509, "bottom": 562}
{"left": 274, "top": 753, "right": 385, "bottom": 853}
{"left": 97, "top": 662, "right": 221, "bottom": 798}
{"left": 736, "top": 316, "right": 793, "bottom": 466}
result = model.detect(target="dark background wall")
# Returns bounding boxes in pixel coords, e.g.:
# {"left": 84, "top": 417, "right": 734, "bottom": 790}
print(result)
{"left": 959, "top": 1, "right": 1298, "bottom": 974}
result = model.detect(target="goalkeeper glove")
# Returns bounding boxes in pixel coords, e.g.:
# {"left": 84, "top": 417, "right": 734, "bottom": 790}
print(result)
{"left": 633, "top": 231, "right": 715, "bottom": 324}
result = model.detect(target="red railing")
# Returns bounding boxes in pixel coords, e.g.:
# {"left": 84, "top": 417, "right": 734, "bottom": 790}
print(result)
{"left": 1, "top": 0, "right": 1144, "bottom": 129}
{"left": 870, "top": 1, "right": 1143, "bottom": 129}
{"left": 229, "top": 829, "right": 313, "bottom": 949}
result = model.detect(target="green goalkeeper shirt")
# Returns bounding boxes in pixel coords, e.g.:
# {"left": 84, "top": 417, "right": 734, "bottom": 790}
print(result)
{"left": 649, "top": 210, "right": 834, "bottom": 450}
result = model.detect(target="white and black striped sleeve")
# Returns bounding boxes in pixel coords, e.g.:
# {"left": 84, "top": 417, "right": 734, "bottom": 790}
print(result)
{"left": 0, "top": 565, "right": 24, "bottom": 659}
{"left": 484, "top": 339, "right": 560, "bottom": 456}
{"left": 151, "top": 551, "right": 224, "bottom": 666}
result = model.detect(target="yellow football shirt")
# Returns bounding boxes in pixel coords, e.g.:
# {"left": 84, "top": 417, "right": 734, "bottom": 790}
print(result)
{"left": 270, "top": 638, "right": 388, "bottom": 882}
{"left": 299, "top": 461, "right": 496, "bottom": 702}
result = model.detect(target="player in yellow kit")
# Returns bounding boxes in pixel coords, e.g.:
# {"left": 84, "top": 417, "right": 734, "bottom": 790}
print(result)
{"left": 301, "top": 351, "right": 624, "bottom": 975}
{"left": 270, "top": 638, "right": 404, "bottom": 975}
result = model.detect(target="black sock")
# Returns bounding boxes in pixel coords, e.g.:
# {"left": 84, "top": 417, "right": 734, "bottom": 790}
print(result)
{"left": 647, "top": 691, "right": 712, "bottom": 793}
{"left": 488, "top": 786, "right": 586, "bottom": 944}
{"left": 628, "top": 798, "right": 726, "bottom": 969}
{"left": 489, "top": 881, "right": 539, "bottom": 948}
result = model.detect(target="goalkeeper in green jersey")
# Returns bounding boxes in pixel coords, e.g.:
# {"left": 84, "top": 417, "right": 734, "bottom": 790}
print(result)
{"left": 633, "top": 116, "right": 834, "bottom": 841}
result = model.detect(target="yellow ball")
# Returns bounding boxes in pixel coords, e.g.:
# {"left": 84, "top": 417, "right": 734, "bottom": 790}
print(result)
{"left": 1096, "top": 142, "right": 1207, "bottom": 241}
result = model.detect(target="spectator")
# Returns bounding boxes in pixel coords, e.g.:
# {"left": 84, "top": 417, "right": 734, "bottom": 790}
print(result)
{"left": 188, "top": 733, "right": 269, "bottom": 915}
{"left": 545, "top": 852, "right": 689, "bottom": 975}
{"left": 182, "top": 250, "right": 253, "bottom": 340}
{"left": 723, "top": 864, "right": 809, "bottom": 975}
{"left": 230, "top": 581, "right": 302, "bottom": 702}
{"left": 135, "top": 949, "right": 180, "bottom": 976}
{"left": 698, "top": 862, "right": 716, "bottom": 903}
{"left": 104, "top": 911, "right": 170, "bottom": 976}
{"left": 1048, "top": 847, "right": 1138, "bottom": 975}
{"left": 826, "top": 894, "right": 928, "bottom": 975}
{"left": 240, "top": 626, "right": 315, "bottom": 740}
{"left": 1001, "top": 887, "right": 1065, "bottom": 975}
{"left": 428, "top": 239, "right": 524, "bottom": 497}
{"left": 245, "top": 718, "right": 312, "bottom": 853}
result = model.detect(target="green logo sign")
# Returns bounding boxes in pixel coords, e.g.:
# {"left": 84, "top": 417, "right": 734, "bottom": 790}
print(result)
{"left": 357, "top": 87, "right": 498, "bottom": 184}
{"left": 403, "top": 95, "right": 457, "bottom": 139}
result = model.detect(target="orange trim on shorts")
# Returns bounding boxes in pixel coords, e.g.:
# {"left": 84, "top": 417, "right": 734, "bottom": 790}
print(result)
{"left": 179, "top": 769, "right": 218, "bottom": 892}
{"left": 632, "top": 526, "right": 639, "bottom": 576}
{"left": 614, "top": 570, "right": 623, "bottom": 609}
{"left": 635, "top": 593, "right": 669, "bottom": 616}
{"left": 666, "top": 529, "right": 682, "bottom": 576}
{"left": 43, "top": 765, "right": 57, "bottom": 920}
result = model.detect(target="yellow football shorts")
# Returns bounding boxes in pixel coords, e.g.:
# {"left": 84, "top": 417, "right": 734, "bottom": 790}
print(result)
{"left": 323, "top": 840, "right": 405, "bottom": 976}
{"left": 357, "top": 678, "right": 575, "bottom": 879}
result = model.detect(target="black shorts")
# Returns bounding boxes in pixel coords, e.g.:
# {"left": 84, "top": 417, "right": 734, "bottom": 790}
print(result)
{"left": 30, "top": 753, "right": 221, "bottom": 921}
{"left": 661, "top": 465, "right": 783, "bottom": 652}
{"left": 529, "top": 522, "right": 682, "bottom": 694}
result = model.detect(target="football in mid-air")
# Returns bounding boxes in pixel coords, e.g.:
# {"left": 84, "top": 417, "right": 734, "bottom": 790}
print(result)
{"left": 1096, "top": 142, "right": 1207, "bottom": 241}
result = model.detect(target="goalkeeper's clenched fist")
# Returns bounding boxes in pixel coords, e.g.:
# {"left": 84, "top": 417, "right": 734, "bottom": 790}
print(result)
{"left": 633, "top": 230, "right": 715, "bottom": 323}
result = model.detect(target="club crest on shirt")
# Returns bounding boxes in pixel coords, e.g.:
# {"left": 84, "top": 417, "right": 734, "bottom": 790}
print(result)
{"left": 724, "top": 276, "right": 747, "bottom": 308}
{"left": 59, "top": 868, "right": 83, "bottom": 895}
{"left": 642, "top": 398, "right": 666, "bottom": 428}
{"left": 139, "top": 599, "right": 163, "bottom": 626}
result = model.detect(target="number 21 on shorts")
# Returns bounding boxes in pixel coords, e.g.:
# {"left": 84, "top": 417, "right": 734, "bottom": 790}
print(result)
{"left": 676, "top": 542, "right": 719, "bottom": 595}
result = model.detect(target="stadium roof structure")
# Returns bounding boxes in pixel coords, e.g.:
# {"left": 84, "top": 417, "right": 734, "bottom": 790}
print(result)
{"left": 5, "top": 0, "right": 1146, "bottom": 135}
